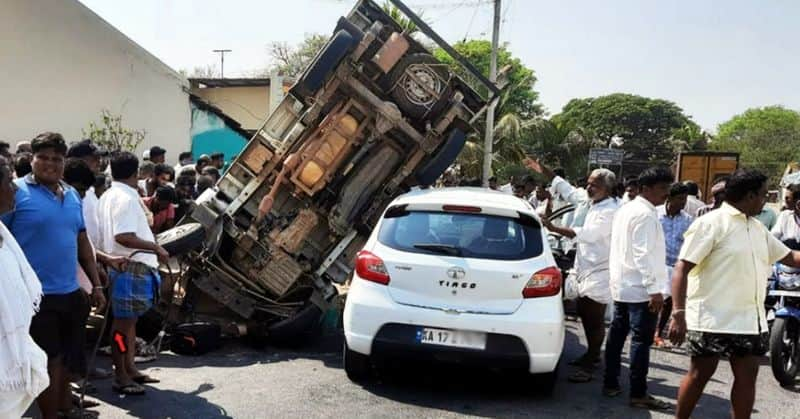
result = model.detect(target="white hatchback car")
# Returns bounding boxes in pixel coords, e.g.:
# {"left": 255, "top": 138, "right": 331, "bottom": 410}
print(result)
{"left": 343, "top": 187, "right": 565, "bottom": 391}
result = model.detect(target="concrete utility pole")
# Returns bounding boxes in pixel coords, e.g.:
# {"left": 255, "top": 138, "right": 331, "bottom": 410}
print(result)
{"left": 213, "top": 49, "right": 232, "bottom": 78}
{"left": 482, "top": 0, "right": 501, "bottom": 186}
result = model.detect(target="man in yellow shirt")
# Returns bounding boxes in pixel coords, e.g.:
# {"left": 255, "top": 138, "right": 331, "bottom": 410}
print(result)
{"left": 669, "top": 169, "right": 800, "bottom": 419}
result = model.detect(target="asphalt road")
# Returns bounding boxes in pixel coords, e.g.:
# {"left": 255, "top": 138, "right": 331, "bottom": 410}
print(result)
{"left": 26, "top": 320, "right": 799, "bottom": 418}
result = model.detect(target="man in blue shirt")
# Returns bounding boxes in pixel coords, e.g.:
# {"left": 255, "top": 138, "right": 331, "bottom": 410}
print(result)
{"left": 1, "top": 133, "right": 105, "bottom": 419}
{"left": 655, "top": 182, "right": 693, "bottom": 347}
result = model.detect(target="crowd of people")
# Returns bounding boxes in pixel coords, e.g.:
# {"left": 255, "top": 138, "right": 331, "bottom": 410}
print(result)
{"left": 519, "top": 158, "right": 800, "bottom": 417}
{"left": 1, "top": 131, "right": 797, "bottom": 417}
{"left": 0, "top": 133, "right": 225, "bottom": 418}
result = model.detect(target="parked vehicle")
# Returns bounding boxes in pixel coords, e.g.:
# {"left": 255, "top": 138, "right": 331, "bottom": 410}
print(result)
{"left": 342, "top": 188, "right": 564, "bottom": 393}
{"left": 149, "top": 0, "right": 498, "bottom": 345}
{"left": 769, "top": 261, "right": 800, "bottom": 387}
{"left": 675, "top": 151, "right": 739, "bottom": 203}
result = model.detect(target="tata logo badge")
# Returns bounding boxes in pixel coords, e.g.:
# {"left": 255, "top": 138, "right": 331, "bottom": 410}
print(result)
{"left": 446, "top": 267, "right": 466, "bottom": 280}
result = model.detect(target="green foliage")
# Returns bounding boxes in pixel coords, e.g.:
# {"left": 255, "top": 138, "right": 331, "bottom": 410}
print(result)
{"left": 269, "top": 34, "right": 330, "bottom": 78}
{"left": 381, "top": 1, "right": 420, "bottom": 33}
{"left": 434, "top": 40, "right": 542, "bottom": 119}
{"left": 711, "top": 105, "right": 800, "bottom": 186}
{"left": 433, "top": 40, "right": 542, "bottom": 180}
{"left": 553, "top": 93, "right": 703, "bottom": 171}
{"left": 83, "top": 110, "right": 145, "bottom": 153}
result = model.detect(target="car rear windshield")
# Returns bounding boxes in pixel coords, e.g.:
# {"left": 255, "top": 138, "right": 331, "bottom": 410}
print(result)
{"left": 378, "top": 210, "right": 544, "bottom": 261}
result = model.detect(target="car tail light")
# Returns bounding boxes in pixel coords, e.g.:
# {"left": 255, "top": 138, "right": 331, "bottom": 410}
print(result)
{"left": 522, "top": 267, "right": 562, "bottom": 298}
{"left": 442, "top": 205, "right": 482, "bottom": 213}
{"left": 355, "top": 250, "right": 390, "bottom": 285}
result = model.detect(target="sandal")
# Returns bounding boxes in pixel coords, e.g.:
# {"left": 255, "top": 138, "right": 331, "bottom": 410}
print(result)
{"left": 630, "top": 394, "right": 672, "bottom": 410}
{"left": 567, "top": 369, "right": 593, "bottom": 383}
{"left": 71, "top": 394, "right": 100, "bottom": 408}
{"left": 602, "top": 387, "right": 623, "bottom": 397}
{"left": 58, "top": 408, "right": 99, "bottom": 419}
{"left": 132, "top": 374, "right": 161, "bottom": 384}
{"left": 112, "top": 382, "right": 146, "bottom": 396}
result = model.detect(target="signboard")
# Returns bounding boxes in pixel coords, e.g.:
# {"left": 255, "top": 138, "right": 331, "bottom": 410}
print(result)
{"left": 588, "top": 148, "right": 624, "bottom": 165}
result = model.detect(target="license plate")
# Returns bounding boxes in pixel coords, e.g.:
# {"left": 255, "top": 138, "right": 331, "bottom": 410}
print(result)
{"left": 415, "top": 327, "right": 486, "bottom": 350}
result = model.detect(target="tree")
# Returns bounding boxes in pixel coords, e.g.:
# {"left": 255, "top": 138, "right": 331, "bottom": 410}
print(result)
{"left": 434, "top": 40, "right": 542, "bottom": 120}
{"left": 711, "top": 106, "right": 800, "bottom": 186}
{"left": 268, "top": 34, "right": 329, "bottom": 78}
{"left": 179, "top": 64, "right": 219, "bottom": 78}
{"left": 381, "top": 1, "right": 420, "bottom": 33}
{"left": 552, "top": 93, "right": 703, "bottom": 173}
{"left": 83, "top": 110, "right": 145, "bottom": 152}
{"left": 432, "top": 40, "right": 543, "bottom": 179}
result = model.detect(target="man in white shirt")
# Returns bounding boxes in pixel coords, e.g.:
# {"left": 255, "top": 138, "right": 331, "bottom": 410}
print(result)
{"left": 669, "top": 169, "right": 800, "bottom": 419}
{"left": 604, "top": 167, "right": 673, "bottom": 410}
{"left": 66, "top": 140, "right": 104, "bottom": 245}
{"left": 534, "top": 165, "right": 620, "bottom": 383}
{"left": 683, "top": 181, "right": 705, "bottom": 217}
{"left": 771, "top": 183, "right": 800, "bottom": 242}
{"left": 98, "top": 152, "right": 169, "bottom": 396}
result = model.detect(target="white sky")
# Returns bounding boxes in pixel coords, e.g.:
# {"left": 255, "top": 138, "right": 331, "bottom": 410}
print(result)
{"left": 78, "top": 0, "right": 800, "bottom": 131}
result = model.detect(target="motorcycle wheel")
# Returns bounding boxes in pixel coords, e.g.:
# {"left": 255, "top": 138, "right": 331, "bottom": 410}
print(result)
{"left": 769, "top": 317, "right": 800, "bottom": 387}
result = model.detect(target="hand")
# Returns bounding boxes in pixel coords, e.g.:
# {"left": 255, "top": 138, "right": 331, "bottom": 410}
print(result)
{"left": 541, "top": 217, "right": 553, "bottom": 229}
{"left": 91, "top": 288, "right": 107, "bottom": 311}
{"left": 523, "top": 157, "right": 554, "bottom": 180}
{"left": 668, "top": 311, "right": 687, "bottom": 346}
{"left": 155, "top": 245, "right": 170, "bottom": 264}
{"left": 648, "top": 293, "right": 664, "bottom": 313}
{"left": 104, "top": 255, "right": 128, "bottom": 272}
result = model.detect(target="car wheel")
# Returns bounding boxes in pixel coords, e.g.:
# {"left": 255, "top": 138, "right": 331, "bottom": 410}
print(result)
{"left": 524, "top": 362, "right": 559, "bottom": 396}
{"left": 344, "top": 341, "right": 372, "bottom": 382}
{"left": 388, "top": 53, "right": 452, "bottom": 120}
{"left": 293, "top": 30, "right": 357, "bottom": 100}
{"left": 415, "top": 128, "right": 466, "bottom": 186}
{"left": 329, "top": 145, "right": 401, "bottom": 235}
{"left": 156, "top": 223, "right": 205, "bottom": 256}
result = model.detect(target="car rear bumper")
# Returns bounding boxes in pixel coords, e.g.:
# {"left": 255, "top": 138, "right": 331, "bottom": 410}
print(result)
{"left": 344, "top": 279, "right": 564, "bottom": 374}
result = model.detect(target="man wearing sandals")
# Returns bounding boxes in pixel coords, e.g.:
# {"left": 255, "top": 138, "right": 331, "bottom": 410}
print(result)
{"left": 669, "top": 169, "right": 800, "bottom": 419}
{"left": 1, "top": 133, "right": 107, "bottom": 419}
{"left": 524, "top": 158, "right": 619, "bottom": 383}
{"left": 604, "top": 167, "right": 673, "bottom": 411}
{"left": 98, "top": 152, "right": 170, "bottom": 396}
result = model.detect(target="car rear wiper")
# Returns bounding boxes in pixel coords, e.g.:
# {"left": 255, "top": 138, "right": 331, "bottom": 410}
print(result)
{"left": 413, "top": 243, "right": 462, "bottom": 256}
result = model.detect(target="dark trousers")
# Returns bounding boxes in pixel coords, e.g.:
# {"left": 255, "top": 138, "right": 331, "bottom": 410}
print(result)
{"left": 576, "top": 296, "right": 607, "bottom": 369}
{"left": 604, "top": 301, "right": 658, "bottom": 398}
{"left": 656, "top": 297, "right": 673, "bottom": 338}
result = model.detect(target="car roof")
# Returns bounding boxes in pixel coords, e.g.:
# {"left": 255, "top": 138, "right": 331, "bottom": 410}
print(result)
{"left": 390, "top": 187, "right": 535, "bottom": 216}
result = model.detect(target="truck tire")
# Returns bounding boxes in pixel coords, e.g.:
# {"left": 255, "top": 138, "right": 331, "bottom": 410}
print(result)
{"left": 388, "top": 53, "right": 452, "bottom": 120}
{"left": 330, "top": 146, "right": 402, "bottom": 235}
{"left": 293, "top": 30, "right": 357, "bottom": 100}
{"left": 267, "top": 304, "right": 324, "bottom": 346}
{"left": 334, "top": 17, "right": 365, "bottom": 44}
{"left": 156, "top": 223, "right": 205, "bottom": 256}
{"left": 770, "top": 317, "right": 800, "bottom": 387}
{"left": 415, "top": 128, "right": 466, "bottom": 186}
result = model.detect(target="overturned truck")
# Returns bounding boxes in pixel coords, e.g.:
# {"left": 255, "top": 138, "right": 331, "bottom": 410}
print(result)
{"left": 155, "top": 0, "right": 498, "bottom": 344}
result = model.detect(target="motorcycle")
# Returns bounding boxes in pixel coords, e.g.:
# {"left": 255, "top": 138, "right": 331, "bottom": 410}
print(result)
{"left": 768, "top": 262, "right": 800, "bottom": 387}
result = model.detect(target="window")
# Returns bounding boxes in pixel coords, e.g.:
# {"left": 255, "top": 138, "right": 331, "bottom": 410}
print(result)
{"left": 378, "top": 210, "right": 543, "bottom": 260}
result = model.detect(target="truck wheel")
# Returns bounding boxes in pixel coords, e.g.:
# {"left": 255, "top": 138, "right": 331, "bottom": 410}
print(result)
{"left": 414, "top": 128, "right": 466, "bottom": 187}
{"left": 388, "top": 53, "right": 451, "bottom": 120}
{"left": 344, "top": 341, "right": 372, "bottom": 383}
{"left": 156, "top": 223, "right": 205, "bottom": 256}
{"left": 293, "top": 30, "right": 357, "bottom": 100}
{"left": 770, "top": 317, "right": 800, "bottom": 387}
{"left": 330, "top": 146, "right": 401, "bottom": 235}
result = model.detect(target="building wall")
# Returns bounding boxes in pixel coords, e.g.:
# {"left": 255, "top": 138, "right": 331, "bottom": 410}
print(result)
{"left": 190, "top": 86, "right": 270, "bottom": 132}
{"left": 0, "top": 0, "right": 190, "bottom": 162}
{"left": 190, "top": 103, "right": 248, "bottom": 164}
